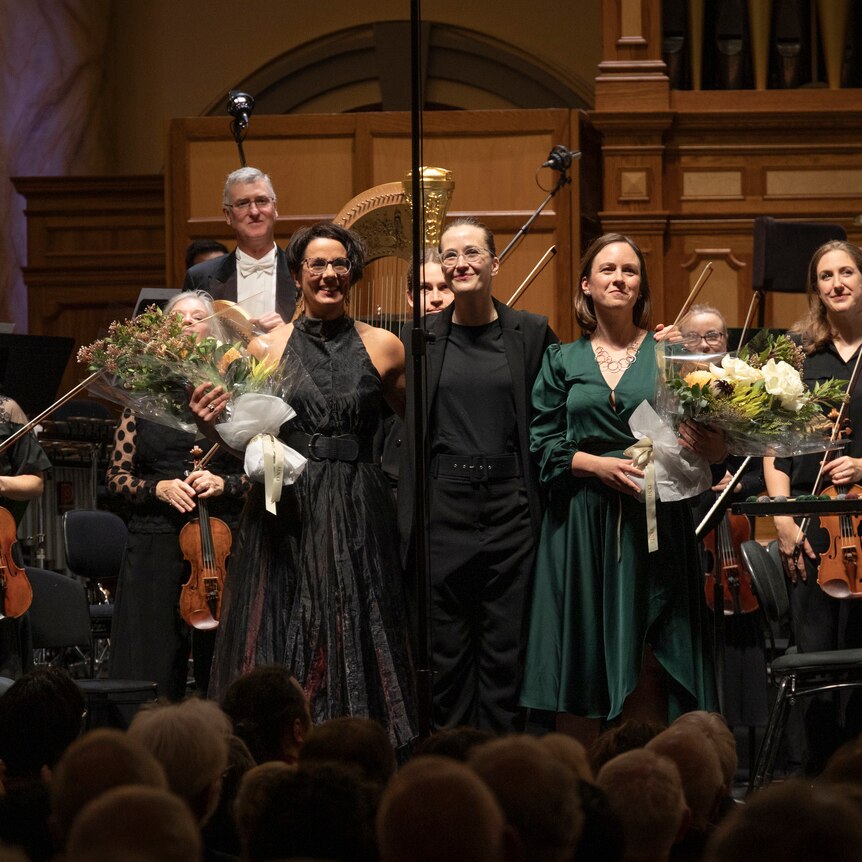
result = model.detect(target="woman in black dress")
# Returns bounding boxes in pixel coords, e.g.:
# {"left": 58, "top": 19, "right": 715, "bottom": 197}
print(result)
{"left": 193, "top": 223, "right": 416, "bottom": 751}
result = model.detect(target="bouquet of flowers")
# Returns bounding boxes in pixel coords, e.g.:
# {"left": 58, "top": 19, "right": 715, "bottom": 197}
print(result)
{"left": 77, "top": 304, "right": 276, "bottom": 433}
{"left": 78, "top": 305, "right": 307, "bottom": 510}
{"left": 657, "top": 332, "right": 847, "bottom": 457}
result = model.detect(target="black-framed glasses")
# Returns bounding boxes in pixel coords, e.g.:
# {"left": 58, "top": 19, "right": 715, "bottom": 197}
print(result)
{"left": 225, "top": 196, "right": 275, "bottom": 211}
{"left": 303, "top": 257, "right": 352, "bottom": 276}
{"left": 682, "top": 330, "right": 726, "bottom": 347}
{"left": 440, "top": 247, "right": 489, "bottom": 268}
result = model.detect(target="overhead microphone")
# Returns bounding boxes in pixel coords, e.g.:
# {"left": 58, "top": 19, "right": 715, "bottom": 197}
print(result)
{"left": 541, "top": 145, "right": 582, "bottom": 172}
{"left": 227, "top": 91, "right": 255, "bottom": 131}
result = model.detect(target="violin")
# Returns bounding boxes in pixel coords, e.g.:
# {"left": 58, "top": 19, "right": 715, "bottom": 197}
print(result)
{"left": 0, "top": 506, "right": 32, "bottom": 618}
{"left": 178, "top": 446, "right": 231, "bottom": 629}
{"left": 703, "top": 510, "right": 758, "bottom": 615}
{"left": 817, "top": 483, "right": 862, "bottom": 598}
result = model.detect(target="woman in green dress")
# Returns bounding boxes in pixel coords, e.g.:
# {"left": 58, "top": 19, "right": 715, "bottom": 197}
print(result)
{"left": 520, "top": 233, "right": 720, "bottom": 744}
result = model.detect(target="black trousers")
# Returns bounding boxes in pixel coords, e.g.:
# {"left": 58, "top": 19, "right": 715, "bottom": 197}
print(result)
{"left": 789, "top": 521, "right": 862, "bottom": 773}
{"left": 427, "top": 475, "right": 535, "bottom": 732}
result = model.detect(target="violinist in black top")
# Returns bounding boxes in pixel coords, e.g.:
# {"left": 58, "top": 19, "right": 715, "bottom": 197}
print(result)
{"left": 107, "top": 291, "right": 249, "bottom": 700}
{"left": 764, "top": 239, "right": 862, "bottom": 773}
{"left": 0, "top": 394, "right": 51, "bottom": 678}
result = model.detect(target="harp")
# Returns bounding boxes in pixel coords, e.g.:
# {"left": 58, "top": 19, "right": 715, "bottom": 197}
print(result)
{"left": 334, "top": 166, "right": 454, "bottom": 333}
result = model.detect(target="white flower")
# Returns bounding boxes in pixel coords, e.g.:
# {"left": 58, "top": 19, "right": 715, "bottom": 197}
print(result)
{"left": 709, "top": 354, "right": 764, "bottom": 385}
{"left": 761, "top": 358, "right": 806, "bottom": 411}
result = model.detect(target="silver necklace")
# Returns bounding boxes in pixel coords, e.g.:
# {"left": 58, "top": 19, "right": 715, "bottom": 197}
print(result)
{"left": 592, "top": 336, "right": 642, "bottom": 373}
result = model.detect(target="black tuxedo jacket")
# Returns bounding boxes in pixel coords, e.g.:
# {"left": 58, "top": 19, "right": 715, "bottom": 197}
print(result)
{"left": 397, "top": 298, "right": 558, "bottom": 566}
{"left": 182, "top": 248, "right": 296, "bottom": 323}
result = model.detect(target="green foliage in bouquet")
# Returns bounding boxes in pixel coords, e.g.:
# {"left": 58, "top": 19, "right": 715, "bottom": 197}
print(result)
{"left": 663, "top": 332, "right": 847, "bottom": 454}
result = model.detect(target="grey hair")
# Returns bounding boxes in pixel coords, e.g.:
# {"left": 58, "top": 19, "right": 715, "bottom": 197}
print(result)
{"left": 223, "top": 167, "right": 275, "bottom": 206}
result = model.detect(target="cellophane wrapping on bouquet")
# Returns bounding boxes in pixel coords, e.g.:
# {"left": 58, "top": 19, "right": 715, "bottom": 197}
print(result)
{"left": 655, "top": 332, "right": 847, "bottom": 457}
{"left": 77, "top": 305, "right": 308, "bottom": 497}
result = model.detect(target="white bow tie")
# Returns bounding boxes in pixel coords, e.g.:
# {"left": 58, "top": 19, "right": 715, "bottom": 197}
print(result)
{"left": 238, "top": 258, "right": 275, "bottom": 277}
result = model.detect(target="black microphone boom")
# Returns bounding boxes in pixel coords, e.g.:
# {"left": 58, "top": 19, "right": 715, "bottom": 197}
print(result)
{"left": 542, "top": 144, "right": 581, "bottom": 172}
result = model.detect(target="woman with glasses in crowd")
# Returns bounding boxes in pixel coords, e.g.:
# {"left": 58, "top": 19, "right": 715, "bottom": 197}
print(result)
{"left": 520, "top": 234, "right": 722, "bottom": 745}
{"left": 680, "top": 305, "right": 768, "bottom": 732}
{"left": 192, "top": 222, "right": 415, "bottom": 754}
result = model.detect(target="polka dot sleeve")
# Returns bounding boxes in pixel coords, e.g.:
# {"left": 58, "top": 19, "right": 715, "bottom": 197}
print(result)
{"left": 105, "top": 409, "right": 156, "bottom": 501}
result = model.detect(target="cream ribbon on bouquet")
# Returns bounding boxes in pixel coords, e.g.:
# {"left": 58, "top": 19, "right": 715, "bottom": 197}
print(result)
{"left": 216, "top": 392, "right": 307, "bottom": 514}
{"left": 625, "top": 401, "right": 712, "bottom": 552}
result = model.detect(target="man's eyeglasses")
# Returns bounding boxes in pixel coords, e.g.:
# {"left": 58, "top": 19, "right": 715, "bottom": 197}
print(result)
{"left": 440, "top": 247, "right": 489, "bottom": 268}
{"left": 682, "top": 330, "right": 727, "bottom": 347}
{"left": 225, "top": 196, "right": 275, "bottom": 212}
{"left": 303, "top": 257, "right": 352, "bottom": 276}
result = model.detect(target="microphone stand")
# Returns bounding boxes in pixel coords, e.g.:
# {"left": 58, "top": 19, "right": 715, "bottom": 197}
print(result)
{"left": 409, "top": 0, "right": 434, "bottom": 740}
{"left": 231, "top": 120, "right": 248, "bottom": 168}
{"left": 498, "top": 169, "right": 571, "bottom": 264}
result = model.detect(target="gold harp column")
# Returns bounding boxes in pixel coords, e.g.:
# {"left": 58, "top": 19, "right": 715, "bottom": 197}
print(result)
{"left": 747, "top": 0, "right": 773, "bottom": 90}
{"left": 817, "top": 0, "right": 850, "bottom": 89}
{"left": 688, "top": 0, "right": 704, "bottom": 90}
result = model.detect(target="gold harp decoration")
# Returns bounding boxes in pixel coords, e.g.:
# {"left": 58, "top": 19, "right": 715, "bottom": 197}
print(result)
{"left": 334, "top": 167, "right": 454, "bottom": 331}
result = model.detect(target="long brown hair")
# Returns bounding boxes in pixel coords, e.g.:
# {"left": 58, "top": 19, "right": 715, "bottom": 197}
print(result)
{"left": 791, "top": 240, "right": 862, "bottom": 355}
{"left": 574, "top": 233, "right": 652, "bottom": 335}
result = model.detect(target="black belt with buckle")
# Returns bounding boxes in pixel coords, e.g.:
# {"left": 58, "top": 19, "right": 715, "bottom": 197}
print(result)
{"left": 283, "top": 430, "right": 373, "bottom": 463}
{"left": 432, "top": 453, "right": 522, "bottom": 483}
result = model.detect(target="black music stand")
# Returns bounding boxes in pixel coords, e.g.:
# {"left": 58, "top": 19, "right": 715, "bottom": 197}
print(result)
{"left": 752, "top": 217, "right": 846, "bottom": 327}
{"left": 0, "top": 334, "right": 74, "bottom": 418}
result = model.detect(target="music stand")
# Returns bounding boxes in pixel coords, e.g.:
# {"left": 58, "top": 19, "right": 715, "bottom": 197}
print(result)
{"left": 133, "top": 288, "right": 180, "bottom": 317}
{"left": 0, "top": 334, "right": 75, "bottom": 418}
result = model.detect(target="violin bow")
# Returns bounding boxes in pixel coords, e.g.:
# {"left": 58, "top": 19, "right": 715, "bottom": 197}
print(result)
{"left": 506, "top": 246, "right": 556, "bottom": 307}
{"left": 0, "top": 369, "right": 105, "bottom": 457}
{"left": 793, "top": 342, "right": 862, "bottom": 555}
{"left": 672, "top": 262, "right": 714, "bottom": 329}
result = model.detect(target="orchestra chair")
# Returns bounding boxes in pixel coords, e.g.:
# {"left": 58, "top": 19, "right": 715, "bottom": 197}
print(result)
{"left": 752, "top": 217, "right": 846, "bottom": 327}
{"left": 740, "top": 540, "right": 862, "bottom": 791}
{"left": 26, "top": 566, "right": 157, "bottom": 729}
{"left": 62, "top": 508, "right": 128, "bottom": 674}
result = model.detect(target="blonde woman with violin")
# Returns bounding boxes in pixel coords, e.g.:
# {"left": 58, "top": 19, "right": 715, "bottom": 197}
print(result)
{"left": 107, "top": 290, "right": 249, "bottom": 700}
{"left": 764, "top": 239, "right": 862, "bottom": 773}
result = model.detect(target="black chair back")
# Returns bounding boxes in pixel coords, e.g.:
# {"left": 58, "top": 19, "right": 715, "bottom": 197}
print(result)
{"left": 27, "top": 567, "right": 91, "bottom": 652}
{"left": 740, "top": 539, "right": 790, "bottom": 624}
{"left": 63, "top": 509, "right": 128, "bottom": 583}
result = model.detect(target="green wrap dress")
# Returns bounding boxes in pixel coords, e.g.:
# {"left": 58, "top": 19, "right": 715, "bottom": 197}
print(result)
{"left": 520, "top": 334, "right": 716, "bottom": 720}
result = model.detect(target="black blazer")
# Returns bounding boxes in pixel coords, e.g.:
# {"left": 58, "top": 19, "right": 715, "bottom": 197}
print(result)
{"left": 182, "top": 248, "right": 296, "bottom": 323}
{"left": 397, "top": 298, "right": 558, "bottom": 566}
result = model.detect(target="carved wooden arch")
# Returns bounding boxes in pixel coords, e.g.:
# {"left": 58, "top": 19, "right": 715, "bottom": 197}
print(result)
{"left": 203, "top": 22, "right": 591, "bottom": 114}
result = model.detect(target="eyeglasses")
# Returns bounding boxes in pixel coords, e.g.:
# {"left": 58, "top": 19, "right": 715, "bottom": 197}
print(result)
{"left": 225, "top": 196, "right": 275, "bottom": 212}
{"left": 302, "top": 257, "right": 352, "bottom": 276}
{"left": 440, "top": 247, "right": 489, "bottom": 268}
{"left": 682, "top": 330, "right": 727, "bottom": 347}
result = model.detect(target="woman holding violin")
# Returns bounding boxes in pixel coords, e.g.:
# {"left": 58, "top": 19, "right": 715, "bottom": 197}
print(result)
{"left": 681, "top": 305, "right": 768, "bottom": 729}
{"left": 0, "top": 394, "right": 51, "bottom": 678}
{"left": 765, "top": 239, "right": 862, "bottom": 772}
{"left": 107, "top": 290, "right": 249, "bottom": 701}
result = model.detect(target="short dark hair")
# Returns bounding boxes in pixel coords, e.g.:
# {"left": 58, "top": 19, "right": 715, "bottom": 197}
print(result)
{"left": 0, "top": 667, "right": 85, "bottom": 777}
{"left": 222, "top": 666, "right": 310, "bottom": 764}
{"left": 185, "top": 239, "right": 229, "bottom": 270}
{"left": 574, "top": 233, "right": 652, "bottom": 335}
{"left": 439, "top": 217, "right": 497, "bottom": 258}
{"left": 285, "top": 222, "right": 367, "bottom": 285}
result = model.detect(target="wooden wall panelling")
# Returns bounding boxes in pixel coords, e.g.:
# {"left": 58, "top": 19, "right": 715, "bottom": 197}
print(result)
{"left": 13, "top": 176, "right": 166, "bottom": 398}
{"left": 166, "top": 109, "right": 581, "bottom": 338}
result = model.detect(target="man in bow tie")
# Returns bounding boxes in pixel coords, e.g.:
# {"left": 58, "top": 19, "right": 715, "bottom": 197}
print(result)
{"left": 182, "top": 166, "right": 296, "bottom": 332}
